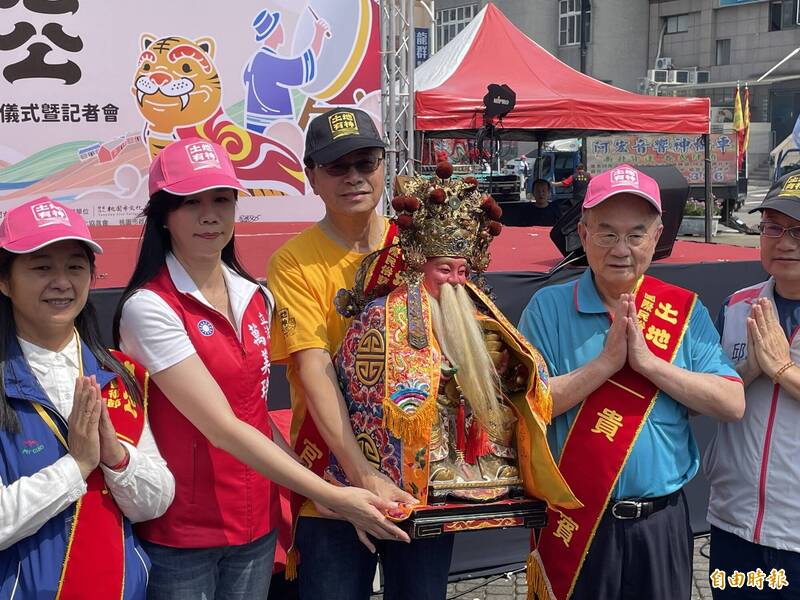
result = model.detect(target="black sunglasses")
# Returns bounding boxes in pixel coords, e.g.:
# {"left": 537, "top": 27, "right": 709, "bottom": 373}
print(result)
{"left": 317, "top": 156, "right": 384, "bottom": 177}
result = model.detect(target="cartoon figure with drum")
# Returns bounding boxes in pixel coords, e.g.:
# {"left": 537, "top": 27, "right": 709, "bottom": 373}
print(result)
{"left": 242, "top": 8, "right": 330, "bottom": 135}
{"left": 243, "top": 0, "right": 382, "bottom": 136}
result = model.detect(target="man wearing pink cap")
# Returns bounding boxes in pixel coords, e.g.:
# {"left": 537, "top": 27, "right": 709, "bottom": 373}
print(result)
{"left": 518, "top": 165, "right": 744, "bottom": 600}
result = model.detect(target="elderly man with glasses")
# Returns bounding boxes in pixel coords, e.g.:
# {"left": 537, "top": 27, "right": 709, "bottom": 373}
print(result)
{"left": 518, "top": 164, "right": 744, "bottom": 600}
{"left": 706, "top": 171, "right": 800, "bottom": 599}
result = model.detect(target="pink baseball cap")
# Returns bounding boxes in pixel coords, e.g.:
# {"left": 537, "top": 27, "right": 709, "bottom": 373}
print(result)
{"left": 0, "top": 197, "right": 102, "bottom": 254}
{"left": 582, "top": 164, "right": 662, "bottom": 214}
{"left": 148, "top": 138, "right": 246, "bottom": 197}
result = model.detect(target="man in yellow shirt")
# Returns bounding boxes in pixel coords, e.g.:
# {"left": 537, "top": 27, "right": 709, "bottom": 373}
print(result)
{"left": 267, "top": 107, "right": 418, "bottom": 599}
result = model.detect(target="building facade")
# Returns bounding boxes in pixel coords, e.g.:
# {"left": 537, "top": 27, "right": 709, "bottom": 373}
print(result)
{"left": 424, "top": 0, "right": 800, "bottom": 166}
{"left": 431, "top": 0, "right": 650, "bottom": 92}
{"left": 652, "top": 0, "right": 800, "bottom": 159}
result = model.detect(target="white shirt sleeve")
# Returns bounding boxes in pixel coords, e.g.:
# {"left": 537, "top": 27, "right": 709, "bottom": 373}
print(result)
{"left": 0, "top": 455, "right": 86, "bottom": 551}
{"left": 119, "top": 290, "right": 197, "bottom": 375}
{"left": 100, "top": 418, "right": 175, "bottom": 523}
{"left": 261, "top": 284, "right": 275, "bottom": 324}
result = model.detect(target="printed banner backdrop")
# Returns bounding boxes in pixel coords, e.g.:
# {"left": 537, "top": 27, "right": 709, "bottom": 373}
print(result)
{"left": 587, "top": 134, "right": 738, "bottom": 185}
{"left": 0, "top": 0, "right": 381, "bottom": 225}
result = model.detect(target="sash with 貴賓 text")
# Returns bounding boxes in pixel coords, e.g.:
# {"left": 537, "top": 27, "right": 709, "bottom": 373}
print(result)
{"left": 33, "top": 349, "right": 147, "bottom": 600}
{"left": 528, "top": 276, "right": 696, "bottom": 600}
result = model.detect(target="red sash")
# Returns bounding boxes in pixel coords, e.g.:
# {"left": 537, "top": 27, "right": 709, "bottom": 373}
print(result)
{"left": 362, "top": 222, "right": 405, "bottom": 298}
{"left": 529, "top": 276, "right": 696, "bottom": 600}
{"left": 34, "top": 350, "right": 147, "bottom": 600}
{"left": 286, "top": 222, "right": 404, "bottom": 578}
{"left": 291, "top": 222, "right": 404, "bottom": 485}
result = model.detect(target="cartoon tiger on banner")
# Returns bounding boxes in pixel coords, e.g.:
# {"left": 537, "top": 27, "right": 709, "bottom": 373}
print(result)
{"left": 132, "top": 34, "right": 305, "bottom": 196}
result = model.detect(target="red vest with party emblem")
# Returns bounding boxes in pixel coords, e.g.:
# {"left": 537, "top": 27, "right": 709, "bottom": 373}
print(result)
{"left": 136, "top": 266, "right": 280, "bottom": 547}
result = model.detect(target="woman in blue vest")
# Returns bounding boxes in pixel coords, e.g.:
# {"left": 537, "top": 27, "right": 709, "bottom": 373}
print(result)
{"left": 113, "top": 138, "right": 408, "bottom": 600}
{"left": 0, "top": 197, "right": 175, "bottom": 599}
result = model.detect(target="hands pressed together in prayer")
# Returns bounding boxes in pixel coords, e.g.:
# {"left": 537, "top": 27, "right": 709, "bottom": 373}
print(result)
{"left": 598, "top": 293, "right": 662, "bottom": 377}
{"left": 739, "top": 297, "right": 794, "bottom": 386}
{"left": 68, "top": 375, "right": 127, "bottom": 480}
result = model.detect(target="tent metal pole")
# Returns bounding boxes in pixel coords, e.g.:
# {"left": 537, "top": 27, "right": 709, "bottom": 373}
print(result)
{"left": 537, "top": 140, "right": 543, "bottom": 177}
{"left": 704, "top": 133, "right": 712, "bottom": 243}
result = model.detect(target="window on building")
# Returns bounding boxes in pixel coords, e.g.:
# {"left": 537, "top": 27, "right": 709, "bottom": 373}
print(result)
{"left": 665, "top": 14, "right": 689, "bottom": 34}
{"left": 436, "top": 4, "right": 477, "bottom": 49}
{"left": 558, "top": 0, "right": 591, "bottom": 47}
{"left": 716, "top": 39, "right": 731, "bottom": 66}
{"left": 770, "top": 1, "right": 783, "bottom": 30}
{"left": 769, "top": 0, "right": 799, "bottom": 30}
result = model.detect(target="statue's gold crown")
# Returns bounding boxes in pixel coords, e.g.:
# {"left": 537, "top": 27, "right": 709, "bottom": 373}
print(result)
{"left": 392, "top": 161, "right": 503, "bottom": 274}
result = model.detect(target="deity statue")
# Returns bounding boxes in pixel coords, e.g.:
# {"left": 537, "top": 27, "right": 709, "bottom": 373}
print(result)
{"left": 331, "top": 162, "right": 578, "bottom": 512}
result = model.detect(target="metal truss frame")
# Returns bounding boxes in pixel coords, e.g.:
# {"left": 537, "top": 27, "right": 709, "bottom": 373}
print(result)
{"left": 380, "top": 0, "right": 416, "bottom": 194}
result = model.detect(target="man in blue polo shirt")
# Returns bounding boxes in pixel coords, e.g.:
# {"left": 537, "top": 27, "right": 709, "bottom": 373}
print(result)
{"left": 519, "top": 164, "right": 744, "bottom": 600}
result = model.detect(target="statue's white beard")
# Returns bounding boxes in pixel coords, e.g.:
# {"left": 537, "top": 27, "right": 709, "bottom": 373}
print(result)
{"left": 428, "top": 284, "right": 503, "bottom": 437}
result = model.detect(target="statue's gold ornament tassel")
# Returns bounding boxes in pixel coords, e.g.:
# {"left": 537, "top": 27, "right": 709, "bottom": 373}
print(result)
{"left": 526, "top": 549, "right": 555, "bottom": 600}
{"left": 382, "top": 394, "right": 437, "bottom": 443}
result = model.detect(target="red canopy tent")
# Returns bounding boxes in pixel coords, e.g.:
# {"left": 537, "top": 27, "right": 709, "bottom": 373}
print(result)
{"left": 414, "top": 3, "right": 710, "bottom": 140}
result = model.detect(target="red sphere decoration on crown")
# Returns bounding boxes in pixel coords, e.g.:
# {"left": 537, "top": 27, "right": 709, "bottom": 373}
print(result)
{"left": 406, "top": 196, "right": 421, "bottom": 211}
{"left": 463, "top": 176, "right": 479, "bottom": 187}
{"left": 488, "top": 220, "right": 503, "bottom": 236}
{"left": 396, "top": 213, "right": 415, "bottom": 229}
{"left": 391, "top": 196, "right": 407, "bottom": 212}
{"left": 487, "top": 202, "right": 503, "bottom": 220}
{"left": 435, "top": 161, "right": 453, "bottom": 180}
{"left": 429, "top": 188, "right": 446, "bottom": 204}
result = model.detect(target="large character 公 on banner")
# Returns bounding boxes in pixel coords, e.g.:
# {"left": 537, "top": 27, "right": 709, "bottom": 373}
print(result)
{"left": 132, "top": 34, "right": 305, "bottom": 196}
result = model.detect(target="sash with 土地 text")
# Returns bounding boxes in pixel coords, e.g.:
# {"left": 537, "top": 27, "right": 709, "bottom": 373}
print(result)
{"left": 529, "top": 275, "right": 696, "bottom": 600}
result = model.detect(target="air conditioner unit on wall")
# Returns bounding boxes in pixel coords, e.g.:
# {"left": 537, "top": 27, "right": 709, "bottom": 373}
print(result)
{"left": 655, "top": 57, "right": 674, "bottom": 70}
{"left": 694, "top": 71, "right": 711, "bottom": 84}
{"left": 648, "top": 69, "right": 669, "bottom": 83}
{"left": 673, "top": 70, "right": 690, "bottom": 83}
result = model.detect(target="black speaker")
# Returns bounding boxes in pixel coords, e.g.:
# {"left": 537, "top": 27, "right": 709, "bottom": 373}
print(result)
{"left": 499, "top": 201, "right": 562, "bottom": 227}
{"left": 549, "top": 165, "right": 689, "bottom": 264}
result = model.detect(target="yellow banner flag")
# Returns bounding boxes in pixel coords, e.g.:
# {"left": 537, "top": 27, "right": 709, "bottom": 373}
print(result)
{"left": 733, "top": 87, "right": 746, "bottom": 169}
{"left": 743, "top": 87, "right": 751, "bottom": 152}
{"left": 733, "top": 87, "right": 744, "bottom": 133}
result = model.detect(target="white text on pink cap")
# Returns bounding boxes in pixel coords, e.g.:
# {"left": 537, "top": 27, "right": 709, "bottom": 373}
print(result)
{"left": 31, "top": 201, "right": 70, "bottom": 228}
{"left": 610, "top": 167, "right": 640, "bottom": 188}
{"left": 185, "top": 142, "right": 221, "bottom": 171}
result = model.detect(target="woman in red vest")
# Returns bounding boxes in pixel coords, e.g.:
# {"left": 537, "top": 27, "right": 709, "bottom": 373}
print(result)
{"left": 0, "top": 197, "right": 174, "bottom": 599}
{"left": 113, "top": 138, "right": 408, "bottom": 599}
